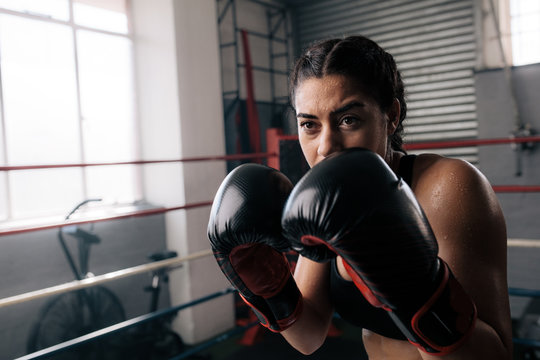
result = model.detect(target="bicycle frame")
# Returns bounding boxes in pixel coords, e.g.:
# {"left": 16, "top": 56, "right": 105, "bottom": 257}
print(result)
{"left": 57, "top": 199, "right": 102, "bottom": 281}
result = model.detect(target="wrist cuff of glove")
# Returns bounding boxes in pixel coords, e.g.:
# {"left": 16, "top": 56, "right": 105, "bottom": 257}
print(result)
{"left": 401, "top": 259, "right": 477, "bottom": 355}
{"left": 240, "top": 274, "right": 303, "bottom": 332}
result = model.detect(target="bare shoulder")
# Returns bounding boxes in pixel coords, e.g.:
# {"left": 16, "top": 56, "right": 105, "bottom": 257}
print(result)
{"left": 412, "top": 153, "right": 491, "bottom": 193}
{"left": 411, "top": 153, "right": 505, "bottom": 253}
{"left": 411, "top": 153, "right": 501, "bottom": 216}
{"left": 411, "top": 153, "right": 512, "bottom": 349}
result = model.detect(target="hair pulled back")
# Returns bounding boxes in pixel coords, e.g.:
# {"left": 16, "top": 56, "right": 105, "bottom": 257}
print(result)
{"left": 290, "top": 35, "right": 407, "bottom": 153}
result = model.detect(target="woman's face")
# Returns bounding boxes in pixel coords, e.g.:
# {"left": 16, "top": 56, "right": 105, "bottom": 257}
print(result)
{"left": 294, "top": 74, "right": 398, "bottom": 167}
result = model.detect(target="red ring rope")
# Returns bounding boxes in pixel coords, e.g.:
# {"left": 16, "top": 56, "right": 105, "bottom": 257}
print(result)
{"left": 492, "top": 186, "right": 540, "bottom": 193}
{"left": 0, "top": 152, "right": 276, "bottom": 172}
{"left": 404, "top": 136, "right": 540, "bottom": 150}
{"left": 1, "top": 133, "right": 539, "bottom": 237}
{"left": 1, "top": 136, "right": 539, "bottom": 172}
{"left": 0, "top": 201, "right": 212, "bottom": 237}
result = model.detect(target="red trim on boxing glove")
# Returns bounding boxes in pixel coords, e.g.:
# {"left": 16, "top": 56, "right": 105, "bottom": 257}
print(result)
{"left": 341, "top": 257, "right": 389, "bottom": 310}
{"left": 300, "top": 235, "right": 327, "bottom": 247}
{"left": 238, "top": 279, "right": 303, "bottom": 332}
{"left": 230, "top": 243, "right": 303, "bottom": 332}
{"left": 300, "top": 235, "right": 387, "bottom": 310}
{"left": 238, "top": 293, "right": 271, "bottom": 328}
{"left": 275, "top": 298, "right": 303, "bottom": 331}
{"left": 410, "top": 259, "right": 477, "bottom": 355}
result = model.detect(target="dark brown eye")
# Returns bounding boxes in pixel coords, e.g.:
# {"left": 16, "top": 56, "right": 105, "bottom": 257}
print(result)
{"left": 341, "top": 116, "right": 358, "bottom": 126}
{"left": 301, "top": 121, "right": 314, "bottom": 129}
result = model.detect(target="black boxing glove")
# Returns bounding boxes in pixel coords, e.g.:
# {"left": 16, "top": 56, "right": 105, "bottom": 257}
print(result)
{"left": 207, "top": 164, "right": 302, "bottom": 332}
{"left": 281, "top": 148, "right": 476, "bottom": 355}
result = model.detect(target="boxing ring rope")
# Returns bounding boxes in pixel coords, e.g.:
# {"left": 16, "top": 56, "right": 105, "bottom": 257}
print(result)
{"left": 1, "top": 131, "right": 540, "bottom": 357}
{"left": 508, "top": 239, "right": 540, "bottom": 248}
{"left": 507, "top": 286, "right": 540, "bottom": 350}
{"left": 15, "top": 287, "right": 255, "bottom": 360}
{"left": 493, "top": 185, "right": 540, "bottom": 193}
{"left": 0, "top": 152, "right": 272, "bottom": 359}
{"left": 0, "top": 202, "right": 213, "bottom": 237}
{"left": 1, "top": 135, "right": 537, "bottom": 173}
{"left": 403, "top": 135, "right": 540, "bottom": 150}
{"left": 0, "top": 152, "right": 280, "bottom": 309}
{"left": 0, "top": 185, "right": 537, "bottom": 237}
{"left": 0, "top": 152, "right": 274, "bottom": 172}
{"left": 0, "top": 249, "right": 212, "bottom": 309}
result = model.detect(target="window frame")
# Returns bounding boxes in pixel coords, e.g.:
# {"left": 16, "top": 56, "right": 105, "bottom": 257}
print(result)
{"left": 0, "top": 0, "right": 141, "bottom": 224}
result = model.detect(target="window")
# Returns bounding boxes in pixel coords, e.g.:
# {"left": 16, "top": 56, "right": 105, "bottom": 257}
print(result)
{"left": 0, "top": 0, "right": 139, "bottom": 223}
{"left": 510, "top": 0, "right": 540, "bottom": 65}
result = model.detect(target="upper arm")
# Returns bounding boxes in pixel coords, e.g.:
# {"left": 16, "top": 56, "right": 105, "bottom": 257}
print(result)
{"left": 414, "top": 156, "right": 512, "bottom": 351}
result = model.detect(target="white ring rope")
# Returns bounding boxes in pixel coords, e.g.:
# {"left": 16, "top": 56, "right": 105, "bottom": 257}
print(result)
{"left": 508, "top": 238, "right": 540, "bottom": 248}
{"left": 0, "top": 248, "right": 213, "bottom": 309}
{"left": 1, "top": 239, "right": 536, "bottom": 309}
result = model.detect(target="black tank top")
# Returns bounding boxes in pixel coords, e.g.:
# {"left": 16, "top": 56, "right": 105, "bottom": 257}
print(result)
{"left": 329, "top": 154, "right": 417, "bottom": 340}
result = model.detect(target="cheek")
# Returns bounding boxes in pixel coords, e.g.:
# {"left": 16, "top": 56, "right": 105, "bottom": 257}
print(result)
{"left": 372, "top": 126, "right": 391, "bottom": 156}
{"left": 342, "top": 131, "right": 375, "bottom": 151}
{"left": 342, "top": 126, "right": 386, "bottom": 153}
{"left": 298, "top": 135, "right": 317, "bottom": 167}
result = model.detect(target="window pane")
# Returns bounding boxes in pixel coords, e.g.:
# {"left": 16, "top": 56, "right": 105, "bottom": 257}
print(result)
{"left": 511, "top": 0, "right": 540, "bottom": 66}
{"left": 9, "top": 169, "right": 84, "bottom": 219}
{"left": 0, "top": 173, "right": 7, "bottom": 220}
{"left": 0, "top": 3, "right": 137, "bottom": 222}
{"left": 77, "top": 29, "right": 135, "bottom": 163}
{"left": 0, "top": 113, "right": 5, "bottom": 220}
{"left": 0, "top": 15, "right": 81, "bottom": 165}
{"left": 518, "top": 0, "right": 540, "bottom": 13}
{"left": 74, "top": 0, "right": 128, "bottom": 34}
{"left": 513, "top": 31, "right": 540, "bottom": 65}
{"left": 516, "top": 13, "right": 540, "bottom": 32}
{"left": 86, "top": 166, "right": 138, "bottom": 203}
{"left": 0, "top": 110, "right": 5, "bottom": 164}
{"left": 0, "top": 0, "right": 69, "bottom": 21}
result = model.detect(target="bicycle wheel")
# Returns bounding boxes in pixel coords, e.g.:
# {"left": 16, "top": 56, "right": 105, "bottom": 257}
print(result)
{"left": 148, "top": 327, "right": 185, "bottom": 360}
{"left": 27, "top": 286, "right": 126, "bottom": 360}
{"left": 122, "top": 325, "right": 185, "bottom": 360}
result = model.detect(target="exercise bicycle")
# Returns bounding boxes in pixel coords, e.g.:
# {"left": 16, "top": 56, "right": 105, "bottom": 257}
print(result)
{"left": 26, "top": 199, "right": 188, "bottom": 359}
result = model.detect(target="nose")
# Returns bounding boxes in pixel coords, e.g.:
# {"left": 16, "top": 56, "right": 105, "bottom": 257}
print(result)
{"left": 317, "top": 127, "right": 342, "bottom": 159}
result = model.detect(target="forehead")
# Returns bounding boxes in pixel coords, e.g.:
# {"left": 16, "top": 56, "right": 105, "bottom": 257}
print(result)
{"left": 294, "top": 74, "right": 368, "bottom": 110}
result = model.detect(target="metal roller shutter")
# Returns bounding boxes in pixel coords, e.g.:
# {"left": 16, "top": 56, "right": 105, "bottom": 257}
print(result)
{"left": 294, "top": 0, "right": 478, "bottom": 162}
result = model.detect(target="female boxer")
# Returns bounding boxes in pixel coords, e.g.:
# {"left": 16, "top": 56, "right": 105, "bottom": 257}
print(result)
{"left": 208, "top": 35, "right": 512, "bottom": 360}
{"left": 279, "top": 35, "right": 512, "bottom": 360}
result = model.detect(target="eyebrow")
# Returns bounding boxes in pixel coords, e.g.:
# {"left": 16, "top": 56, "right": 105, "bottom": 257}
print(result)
{"left": 296, "top": 101, "right": 366, "bottom": 119}
{"left": 331, "top": 101, "right": 366, "bottom": 115}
